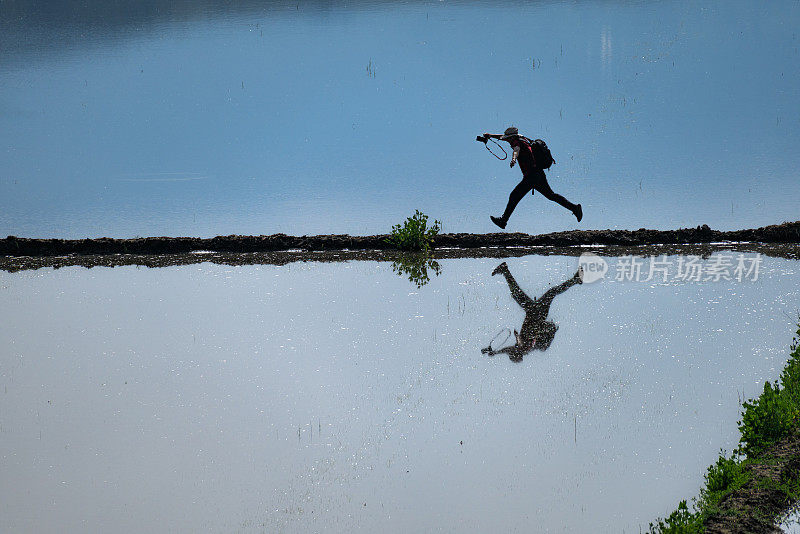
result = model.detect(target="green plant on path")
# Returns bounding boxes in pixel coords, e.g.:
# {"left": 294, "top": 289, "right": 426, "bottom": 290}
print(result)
{"left": 386, "top": 210, "right": 441, "bottom": 252}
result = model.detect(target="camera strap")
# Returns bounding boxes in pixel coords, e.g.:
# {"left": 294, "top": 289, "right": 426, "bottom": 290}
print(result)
{"left": 484, "top": 138, "right": 508, "bottom": 160}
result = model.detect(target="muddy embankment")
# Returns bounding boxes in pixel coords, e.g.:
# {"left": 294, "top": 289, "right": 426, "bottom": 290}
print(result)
{"left": 704, "top": 434, "right": 800, "bottom": 534}
{"left": 2, "top": 221, "right": 799, "bottom": 272}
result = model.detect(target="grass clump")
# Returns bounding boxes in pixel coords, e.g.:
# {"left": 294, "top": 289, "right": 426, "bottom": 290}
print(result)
{"left": 390, "top": 253, "right": 442, "bottom": 288}
{"left": 651, "top": 500, "right": 703, "bottom": 533}
{"left": 386, "top": 210, "right": 441, "bottom": 252}
{"left": 649, "top": 323, "right": 800, "bottom": 533}
{"left": 739, "top": 380, "right": 800, "bottom": 457}
{"left": 650, "top": 453, "right": 748, "bottom": 533}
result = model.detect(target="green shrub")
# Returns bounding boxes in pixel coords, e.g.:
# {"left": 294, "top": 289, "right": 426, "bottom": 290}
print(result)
{"left": 386, "top": 210, "right": 441, "bottom": 252}
{"left": 648, "top": 500, "right": 703, "bottom": 533}
{"left": 695, "top": 450, "right": 748, "bottom": 516}
{"left": 739, "top": 380, "right": 798, "bottom": 456}
{"left": 702, "top": 453, "right": 742, "bottom": 496}
{"left": 648, "top": 453, "right": 747, "bottom": 533}
{"left": 779, "top": 329, "right": 800, "bottom": 403}
{"left": 391, "top": 253, "right": 442, "bottom": 288}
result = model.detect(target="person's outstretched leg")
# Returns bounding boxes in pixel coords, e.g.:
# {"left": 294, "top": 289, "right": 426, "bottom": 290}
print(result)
{"left": 537, "top": 271, "right": 582, "bottom": 307}
{"left": 531, "top": 270, "right": 582, "bottom": 320}
{"left": 492, "top": 179, "right": 533, "bottom": 229}
{"left": 533, "top": 171, "right": 583, "bottom": 222}
{"left": 492, "top": 262, "right": 536, "bottom": 310}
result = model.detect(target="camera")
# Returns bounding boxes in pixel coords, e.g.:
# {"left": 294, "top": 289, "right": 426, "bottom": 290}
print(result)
{"left": 476, "top": 135, "right": 488, "bottom": 143}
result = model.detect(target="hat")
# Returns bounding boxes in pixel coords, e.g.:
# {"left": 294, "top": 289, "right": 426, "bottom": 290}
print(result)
{"left": 500, "top": 127, "right": 519, "bottom": 140}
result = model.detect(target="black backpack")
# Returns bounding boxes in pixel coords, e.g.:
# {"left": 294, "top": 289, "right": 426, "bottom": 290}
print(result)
{"left": 523, "top": 137, "right": 555, "bottom": 169}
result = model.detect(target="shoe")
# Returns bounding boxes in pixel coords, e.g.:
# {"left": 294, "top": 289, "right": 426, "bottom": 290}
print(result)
{"left": 492, "top": 262, "right": 509, "bottom": 276}
{"left": 490, "top": 216, "right": 507, "bottom": 229}
{"left": 573, "top": 204, "right": 583, "bottom": 223}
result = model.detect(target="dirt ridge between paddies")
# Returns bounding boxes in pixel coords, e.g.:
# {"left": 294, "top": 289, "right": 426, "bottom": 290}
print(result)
{"left": 705, "top": 435, "right": 800, "bottom": 533}
{"left": 650, "top": 325, "right": 800, "bottom": 534}
{"left": 2, "top": 221, "right": 800, "bottom": 258}
{"left": 2, "top": 242, "right": 799, "bottom": 273}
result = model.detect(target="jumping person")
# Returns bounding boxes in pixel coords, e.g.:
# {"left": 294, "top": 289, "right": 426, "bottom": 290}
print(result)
{"left": 482, "top": 127, "right": 582, "bottom": 229}
{"left": 482, "top": 262, "right": 583, "bottom": 362}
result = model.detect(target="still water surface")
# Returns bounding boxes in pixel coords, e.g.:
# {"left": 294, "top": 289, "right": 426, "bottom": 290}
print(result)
{"left": 1, "top": 0, "right": 799, "bottom": 238}
{"left": 1, "top": 252, "right": 798, "bottom": 532}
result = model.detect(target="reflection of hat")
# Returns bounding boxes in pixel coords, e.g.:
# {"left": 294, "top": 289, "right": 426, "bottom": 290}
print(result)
{"left": 500, "top": 126, "right": 519, "bottom": 140}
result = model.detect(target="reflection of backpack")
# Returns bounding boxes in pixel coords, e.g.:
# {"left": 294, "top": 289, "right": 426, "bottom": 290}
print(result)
{"left": 523, "top": 137, "right": 555, "bottom": 169}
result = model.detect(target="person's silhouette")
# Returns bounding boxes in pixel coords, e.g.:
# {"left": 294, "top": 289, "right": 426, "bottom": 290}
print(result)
{"left": 482, "top": 127, "right": 582, "bottom": 229}
{"left": 482, "top": 262, "right": 582, "bottom": 362}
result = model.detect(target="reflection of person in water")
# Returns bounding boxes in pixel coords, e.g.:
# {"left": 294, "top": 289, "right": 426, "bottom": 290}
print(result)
{"left": 482, "top": 262, "right": 582, "bottom": 362}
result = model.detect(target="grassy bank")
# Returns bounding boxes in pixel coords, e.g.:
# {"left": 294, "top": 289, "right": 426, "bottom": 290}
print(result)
{"left": 650, "top": 323, "right": 800, "bottom": 533}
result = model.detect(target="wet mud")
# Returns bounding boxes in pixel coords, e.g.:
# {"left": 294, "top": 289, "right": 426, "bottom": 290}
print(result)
{"left": 1, "top": 221, "right": 798, "bottom": 272}
{"left": 705, "top": 435, "right": 800, "bottom": 534}
{"left": 1, "top": 241, "right": 798, "bottom": 273}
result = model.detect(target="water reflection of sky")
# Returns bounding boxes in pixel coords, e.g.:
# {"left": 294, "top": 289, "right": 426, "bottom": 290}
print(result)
{"left": 1, "top": 254, "right": 798, "bottom": 532}
{"left": 1, "top": 0, "right": 798, "bottom": 238}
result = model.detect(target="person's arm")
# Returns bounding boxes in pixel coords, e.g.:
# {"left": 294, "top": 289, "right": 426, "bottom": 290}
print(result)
{"left": 482, "top": 133, "right": 519, "bottom": 166}
{"left": 510, "top": 144, "right": 520, "bottom": 168}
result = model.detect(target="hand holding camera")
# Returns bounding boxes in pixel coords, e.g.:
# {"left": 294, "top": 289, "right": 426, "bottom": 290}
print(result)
{"left": 476, "top": 132, "right": 508, "bottom": 160}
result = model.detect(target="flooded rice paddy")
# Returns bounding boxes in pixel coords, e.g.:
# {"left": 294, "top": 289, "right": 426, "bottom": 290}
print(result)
{"left": 3, "top": 0, "right": 800, "bottom": 530}
{"left": 1, "top": 250, "right": 799, "bottom": 532}
{"left": 2, "top": 0, "right": 799, "bottom": 238}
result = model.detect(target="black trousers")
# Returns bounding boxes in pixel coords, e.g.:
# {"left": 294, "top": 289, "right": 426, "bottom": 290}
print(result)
{"left": 501, "top": 169, "right": 577, "bottom": 221}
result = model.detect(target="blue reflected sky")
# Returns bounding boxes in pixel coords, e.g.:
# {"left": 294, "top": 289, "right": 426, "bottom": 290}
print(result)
{"left": 1, "top": 0, "right": 798, "bottom": 238}
{"left": 2, "top": 253, "right": 799, "bottom": 532}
